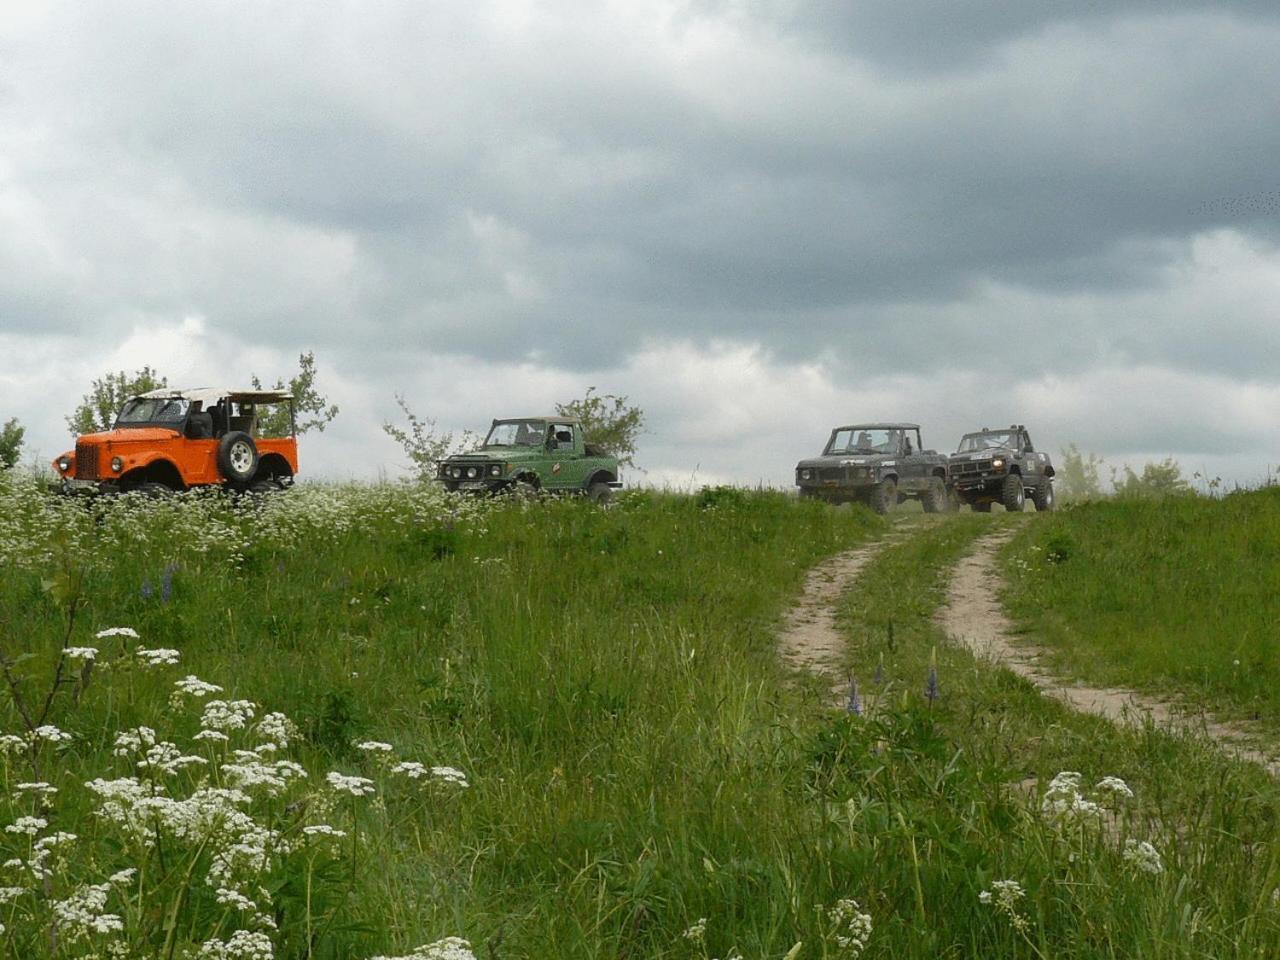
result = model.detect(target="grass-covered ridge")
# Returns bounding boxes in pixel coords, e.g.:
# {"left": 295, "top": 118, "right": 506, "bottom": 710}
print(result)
{"left": 0, "top": 477, "right": 889, "bottom": 958}
{"left": 1000, "top": 487, "right": 1280, "bottom": 726}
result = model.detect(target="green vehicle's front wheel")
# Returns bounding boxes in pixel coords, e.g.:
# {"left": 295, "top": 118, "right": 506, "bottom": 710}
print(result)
{"left": 921, "top": 477, "right": 948, "bottom": 514}
{"left": 869, "top": 478, "right": 897, "bottom": 515}
{"left": 587, "top": 482, "right": 613, "bottom": 505}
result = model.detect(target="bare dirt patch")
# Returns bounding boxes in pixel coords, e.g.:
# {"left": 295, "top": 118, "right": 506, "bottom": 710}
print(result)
{"left": 938, "top": 528, "right": 1280, "bottom": 774}
{"left": 778, "top": 533, "right": 899, "bottom": 702}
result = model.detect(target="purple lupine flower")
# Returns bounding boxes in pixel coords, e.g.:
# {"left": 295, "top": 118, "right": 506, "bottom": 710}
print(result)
{"left": 160, "top": 563, "right": 177, "bottom": 604}
{"left": 925, "top": 663, "right": 939, "bottom": 704}
{"left": 846, "top": 676, "right": 862, "bottom": 716}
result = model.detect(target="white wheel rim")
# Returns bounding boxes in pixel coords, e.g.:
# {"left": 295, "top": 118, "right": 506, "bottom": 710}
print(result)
{"left": 230, "top": 442, "right": 253, "bottom": 473}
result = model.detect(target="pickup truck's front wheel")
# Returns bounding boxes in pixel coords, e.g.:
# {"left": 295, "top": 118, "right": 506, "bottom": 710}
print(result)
{"left": 1001, "top": 474, "right": 1025, "bottom": 512}
{"left": 587, "top": 482, "right": 613, "bottom": 505}
{"left": 869, "top": 478, "right": 896, "bottom": 515}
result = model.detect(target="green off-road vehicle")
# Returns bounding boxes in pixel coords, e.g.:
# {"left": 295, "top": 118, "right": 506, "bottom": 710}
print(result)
{"left": 949, "top": 424, "right": 1055, "bottom": 512}
{"left": 436, "top": 416, "right": 622, "bottom": 503}
{"left": 795, "top": 422, "right": 950, "bottom": 515}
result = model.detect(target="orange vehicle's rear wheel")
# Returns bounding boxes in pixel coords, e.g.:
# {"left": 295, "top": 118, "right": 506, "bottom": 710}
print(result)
{"left": 217, "top": 432, "right": 259, "bottom": 484}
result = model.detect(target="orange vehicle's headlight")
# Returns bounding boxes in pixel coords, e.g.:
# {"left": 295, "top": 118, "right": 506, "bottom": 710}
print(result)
{"left": 111, "top": 457, "right": 123, "bottom": 472}
{"left": 57, "top": 456, "right": 72, "bottom": 473}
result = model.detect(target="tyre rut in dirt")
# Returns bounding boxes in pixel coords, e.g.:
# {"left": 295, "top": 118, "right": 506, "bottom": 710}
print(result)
{"left": 1001, "top": 473, "right": 1025, "bottom": 512}
{"left": 217, "top": 432, "right": 259, "bottom": 483}
{"left": 869, "top": 478, "right": 896, "bottom": 515}
{"left": 921, "top": 477, "right": 947, "bottom": 514}
{"left": 1032, "top": 476, "right": 1055, "bottom": 512}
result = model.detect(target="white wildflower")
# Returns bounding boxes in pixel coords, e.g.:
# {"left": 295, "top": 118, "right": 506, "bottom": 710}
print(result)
{"left": 326, "top": 771, "right": 376, "bottom": 796}
{"left": 215, "top": 887, "right": 258, "bottom": 911}
{"left": 15, "top": 781, "right": 58, "bottom": 796}
{"left": 114, "top": 727, "right": 157, "bottom": 756}
{"left": 302, "top": 824, "right": 347, "bottom": 839}
{"left": 137, "top": 742, "right": 208, "bottom": 775}
{"left": 108, "top": 868, "right": 137, "bottom": 886}
{"left": 1095, "top": 776, "right": 1135, "bottom": 800}
{"left": 63, "top": 646, "right": 99, "bottom": 661}
{"left": 0, "top": 886, "right": 28, "bottom": 904}
{"left": 194, "top": 729, "right": 231, "bottom": 743}
{"left": 0, "top": 733, "right": 27, "bottom": 755}
{"left": 1041, "top": 771, "right": 1102, "bottom": 824}
{"left": 356, "top": 740, "right": 394, "bottom": 753}
{"left": 256, "top": 712, "right": 297, "bottom": 747}
{"left": 827, "top": 898, "right": 873, "bottom": 955}
{"left": 1123, "top": 839, "right": 1164, "bottom": 875}
{"left": 30, "top": 725, "right": 72, "bottom": 744}
{"left": 175, "top": 675, "right": 224, "bottom": 698}
{"left": 979, "top": 879, "right": 1029, "bottom": 932}
{"left": 369, "top": 938, "right": 478, "bottom": 960}
{"left": 391, "top": 761, "right": 427, "bottom": 779}
{"left": 52, "top": 882, "right": 123, "bottom": 942}
{"left": 95, "top": 627, "right": 140, "bottom": 640}
{"left": 683, "top": 918, "right": 707, "bottom": 944}
{"left": 5, "top": 816, "right": 47, "bottom": 836}
{"left": 197, "top": 929, "right": 274, "bottom": 959}
{"left": 430, "top": 766, "right": 469, "bottom": 788}
{"left": 202, "top": 700, "right": 257, "bottom": 732}
{"left": 136, "top": 647, "right": 181, "bottom": 667}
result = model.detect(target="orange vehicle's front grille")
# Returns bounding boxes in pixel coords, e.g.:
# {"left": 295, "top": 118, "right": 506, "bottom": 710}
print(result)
{"left": 76, "top": 443, "right": 100, "bottom": 480}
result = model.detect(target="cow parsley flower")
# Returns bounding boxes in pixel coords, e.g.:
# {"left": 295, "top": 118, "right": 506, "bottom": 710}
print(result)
{"left": 430, "top": 766, "right": 469, "bottom": 788}
{"left": 302, "top": 824, "right": 347, "bottom": 839}
{"left": 683, "top": 918, "right": 707, "bottom": 944}
{"left": 137, "top": 742, "right": 207, "bottom": 775}
{"left": 202, "top": 700, "right": 257, "bottom": 732}
{"left": 114, "top": 727, "right": 157, "bottom": 756}
{"left": 326, "top": 772, "right": 376, "bottom": 796}
{"left": 0, "top": 886, "right": 28, "bottom": 904}
{"left": 1041, "top": 771, "right": 1101, "bottom": 824}
{"left": 1095, "top": 776, "right": 1135, "bottom": 800}
{"left": 63, "top": 646, "right": 99, "bottom": 661}
{"left": 175, "top": 676, "right": 224, "bottom": 698}
{"left": 827, "top": 898, "right": 873, "bottom": 955}
{"left": 197, "top": 929, "right": 274, "bottom": 959}
{"left": 369, "top": 938, "right": 477, "bottom": 960}
{"left": 15, "top": 781, "right": 58, "bottom": 796}
{"left": 108, "top": 868, "right": 137, "bottom": 886}
{"left": 30, "top": 725, "right": 72, "bottom": 744}
{"left": 0, "top": 733, "right": 27, "bottom": 754}
{"left": 5, "top": 816, "right": 48, "bottom": 836}
{"left": 136, "top": 647, "right": 181, "bottom": 667}
{"left": 979, "top": 880, "right": 1029, "bottom": 932}
{"left": 356, "top": 740, "right": 394, "bottom": 753}
{"left": 1123, "top": 839, "right": 1164, "bottom": 875}
{"left": 391, "top": 761, "right": 427, "bottom": 779}
{"left": 95, "top": 627, "right": 140, "bottom": 640}
{"left": 256, "top": 712, "right": 297, "bottom": 747}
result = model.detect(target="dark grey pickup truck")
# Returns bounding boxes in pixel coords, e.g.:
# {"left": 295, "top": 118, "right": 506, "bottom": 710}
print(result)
{"left": 795, "top": 422, "right": 950, "bottom": 514}
{"left": 949, "top": 424, "right": 1055, "bottom": 512}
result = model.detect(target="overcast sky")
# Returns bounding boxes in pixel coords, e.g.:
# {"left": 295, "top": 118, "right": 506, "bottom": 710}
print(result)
{"left": 3, "top": 0, "right": 1278, "bottom": 488}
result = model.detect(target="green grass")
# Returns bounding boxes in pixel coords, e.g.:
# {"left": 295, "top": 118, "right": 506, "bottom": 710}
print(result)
{"left": 1000, "top": 487, "right": 1280, "bottom": 727}
{"left": 833, "top": 513, "right": 1280, "bottom": 958}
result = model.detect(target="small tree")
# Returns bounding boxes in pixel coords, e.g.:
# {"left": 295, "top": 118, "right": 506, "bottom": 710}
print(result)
{"left": 555, "top": 387, "right": 644, "bottom": 468}
{"left": 251, "top": 351, "right": 340, "bottom": 437}
{"left": 1113, "top": 458, "right": 1191, "bottom": 499}
{"left": 0, "top": 418, "right": 24, "bottom": 470}
{"left": 66, "top": 366, "right": 167, "bottom": 435}
{"left": 382, "top": 396, "right": 476, "bottom": 481}
{"left": 1057, "top": 443, "right": 1106, "bottom": 502}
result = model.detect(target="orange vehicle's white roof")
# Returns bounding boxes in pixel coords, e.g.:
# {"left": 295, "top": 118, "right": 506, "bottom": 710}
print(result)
{"left": 138, "top": 388, "right": 293, "bottom": 405}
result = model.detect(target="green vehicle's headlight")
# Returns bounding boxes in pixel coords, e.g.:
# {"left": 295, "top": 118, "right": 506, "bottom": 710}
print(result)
{"left": 800, "top": 469, "right": 812, "bottom": 480}
{"left": 466, "top": 467, "right": 479, "bottom": 479}
{"left": 992, "top": 458, "right": 1005, "bottom": 470}
{"left": 449, "top": 467, "right": 461, "bottom": 479}
{"left": 489, "top": 464, "right": 502, "bottom": 477}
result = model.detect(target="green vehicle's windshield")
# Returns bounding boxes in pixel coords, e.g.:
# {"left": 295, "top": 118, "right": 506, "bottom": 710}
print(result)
{"left": 484, "top": 420, "right": 547, "bottom": 448}
{"left": 957, "top": 432, "right": 1016, "bottom": 453}
{"left": 115, "top": 397, "right": 189, "bottom": 428}
{"left": 826, "top": 427, "right": 900, "bottom": 455}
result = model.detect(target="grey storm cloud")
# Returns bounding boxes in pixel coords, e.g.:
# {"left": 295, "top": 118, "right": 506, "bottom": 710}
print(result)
{"left": 2, "top": 1, "right": 1279, "bottom": 400}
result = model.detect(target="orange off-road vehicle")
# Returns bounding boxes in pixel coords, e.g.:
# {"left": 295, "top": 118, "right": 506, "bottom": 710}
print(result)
{"left": 53, "top": 388, "right": 298, "bottom": 496}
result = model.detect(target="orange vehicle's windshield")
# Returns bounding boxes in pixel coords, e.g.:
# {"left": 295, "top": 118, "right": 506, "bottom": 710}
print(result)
{"left": 115, "top": 397, "right": 189, "bottom": 427}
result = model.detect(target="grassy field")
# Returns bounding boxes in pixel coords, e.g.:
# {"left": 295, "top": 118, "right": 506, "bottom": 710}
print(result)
{"left": 1000, "top": 487, "right": 1280, "bottom": 727}
{"left": 834, "top": 514, "right": 1280, "bottom": 958}
{"left": 3, "top": 474, "right": 1279, "bottom": 958}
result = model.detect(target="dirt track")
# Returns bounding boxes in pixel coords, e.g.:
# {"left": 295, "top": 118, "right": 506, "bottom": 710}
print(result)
{"left": 778, "top": 535, "right": 896, "bottom": 703}
{"left": 937, "top": 528, "right": 1280, "bottom": 774}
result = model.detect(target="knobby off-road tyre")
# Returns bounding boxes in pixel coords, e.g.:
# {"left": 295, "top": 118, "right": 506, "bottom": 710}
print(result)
{"left": 921, "top": 477, "right": 948, "bottom": 514}
{"left": 1032, "top": 476, "right": 1055, "bottom": 512}
{"left": 1001, "top": 473, "right": 1025, "bottom": 512}
{"left": 869, "top": 478, "right": 897, "bottom": 515}
{"left": 217, "top": 432, "right": 259, "bottom": 484}
{"left": 972, "top": 501, "right": 993, "bottom": 513}
{"left": 587, "top": 482, "right": 614, "bottom": 505}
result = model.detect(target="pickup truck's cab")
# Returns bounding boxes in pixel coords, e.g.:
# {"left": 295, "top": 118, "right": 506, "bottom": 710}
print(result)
{"left": 53, "top": 388, "right": 298, "bottom": 495}
{"left": 437, "top": 416, "right": 621, "bottom": 502}
{"left": 949, "top": 424, "right": 1055, "bottom": 512}
{"left": 795, "top": 422, "right": 950, "bottom": 514}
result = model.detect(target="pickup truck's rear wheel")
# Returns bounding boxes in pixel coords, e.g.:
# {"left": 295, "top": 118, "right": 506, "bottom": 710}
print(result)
{"left": 921, "top": 477, "right": 947, "bottom": 514}
{"left": 217, "top": 432, "right": 259, "bottom": 483}
{"left": 587, "top": 482, "right": 614, "bottom": 505}
{"left": 1001, "top": 474, "right": 1025, "bottom": 512}
{"left": 869, "top": 478, "right": 896, "bottom": 515}
{"left": 1032, "top": 476, "right": 1055, "bottom": 512}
